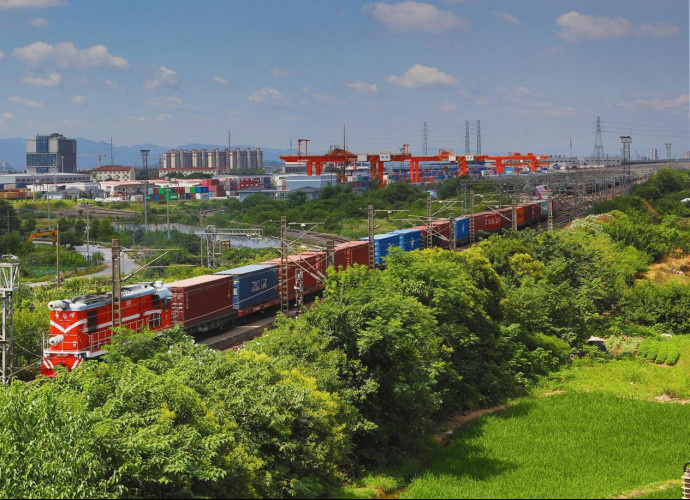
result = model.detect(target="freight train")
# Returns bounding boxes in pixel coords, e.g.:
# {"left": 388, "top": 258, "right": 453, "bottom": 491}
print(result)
{"left": 41, "top": 200, "right": 549, "bottom": 376}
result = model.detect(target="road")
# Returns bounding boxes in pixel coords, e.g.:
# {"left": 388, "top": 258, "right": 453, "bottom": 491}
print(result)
{"left": 27, "top": 242, "right": 138, "bottom": 287}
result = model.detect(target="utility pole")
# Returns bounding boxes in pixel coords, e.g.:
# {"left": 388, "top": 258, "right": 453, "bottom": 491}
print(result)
{"left": 166, "top": 194, "right": 170, "bottom": 239}
{"left": 368, "top": 205, "right": 375, "bottom": 270}
{"left": 280, "top": 216, "right": 289, "bottom": 315}
{"left": 86, "top": 208, "right": 90, "bottom": 261}
{"left": 512, "top": 197, "right": 518, "bottom": 231}
{"left": 140, "top": 149, "right": 150, "bottom": 233}
{"left": 111, "top": 239, "right": 121, "bottom": 329}
{"left": 469, "top": 190, "right": 476, "bottom": 245}
{"left": 547, "top": 191, "right": 554, "bottom": 232}
{"left": 110, "top": 137, "right": 114, "bottom": 165}
{"left": 55, "top": 226, "right": 60, "bottom": 289}
{"left": 0, "top": 262, "right": 19, "bottom": 385}
{"left": 426, "top": 196, "right": 433, "bottom": 249}
{"left": 449, "top": 212, "right": 456, "bottom": 251}
{"left": 326, "top": 240, "right": 335, "bottom": 268}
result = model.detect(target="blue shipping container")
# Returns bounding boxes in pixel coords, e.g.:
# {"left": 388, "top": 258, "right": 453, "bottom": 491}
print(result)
{"left": 454, "top": 217, "right": 470, "bottom": 240}
{"left": 361, "top": 233, "right": 400, "bottom": 265}
{"left": 392, "top": 229, "right": 422, "bottom": 251}
{"left": 215, "top": 264, "right": 279, "bottom": 311}
{"left": 538, "top": 200, "right": 548, "bottom": 216}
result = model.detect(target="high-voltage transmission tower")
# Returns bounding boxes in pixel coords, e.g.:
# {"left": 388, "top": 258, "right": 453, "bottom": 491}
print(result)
{"left": 0, "top": 263, "right": 19, "bottom": 385}
{"left": 465, "top": 120, "right": 470, "bottom": 154}
{"left": 476, "top": 120, "right": 482, "bottom": 155}
{"left": 620, "top": 136, "right": 632, "bottom": 190}
{"left": 423, "top": 122, "right": 429, "bottom": 156}
{"left": 593, "top": 116, "right": 605, "bottom": 160}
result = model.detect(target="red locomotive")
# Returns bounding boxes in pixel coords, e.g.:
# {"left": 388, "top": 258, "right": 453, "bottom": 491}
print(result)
{"left": 43, "top": 282, "right": 173, "bottom": 376}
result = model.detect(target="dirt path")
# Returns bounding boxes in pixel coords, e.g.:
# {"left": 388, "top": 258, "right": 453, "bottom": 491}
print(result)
{"left": 612, "top": 479, "right": 682, "bottom": 499}
{"left": 432, "top": 405, "right": 508, "bottom": 446}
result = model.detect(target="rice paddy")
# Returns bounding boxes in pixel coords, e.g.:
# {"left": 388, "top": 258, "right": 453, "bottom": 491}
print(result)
{"left": 401, "top": 392, "right": 690, "bottom": 499}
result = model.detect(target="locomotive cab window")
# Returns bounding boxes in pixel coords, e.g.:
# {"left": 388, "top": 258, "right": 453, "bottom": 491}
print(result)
{"left": 152, "top": 295, "right": 161, "bottom": 309}
{"left": 87, "top": 309, "right": 98, "bottom": 333}
{"left": 149, "top": 313, "right": 161, "bottom": 328}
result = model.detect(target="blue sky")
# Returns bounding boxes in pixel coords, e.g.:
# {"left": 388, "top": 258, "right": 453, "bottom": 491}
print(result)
{"left": 0, "top": 0, "right": 687, "bottom": 157}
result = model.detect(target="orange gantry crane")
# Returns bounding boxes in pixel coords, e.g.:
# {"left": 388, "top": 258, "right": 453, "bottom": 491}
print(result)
{"left": 279, "top": 139, "right": 357, "bottom": 177}
{"left": 280, "top": 139, "right": 550, "bottom": 187}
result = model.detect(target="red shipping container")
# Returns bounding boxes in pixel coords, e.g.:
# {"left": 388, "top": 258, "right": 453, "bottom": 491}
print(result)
{"left": 347, "top": 241, "right": 370, "bottom": 267}
{"left": 498, "top": 208, "right": 512, "bottom": 229}
{"left": 333, "top": 242, "right": 349, "bottom": 269}
{"left": 262, "top": 252, "right": 326, "bottom": 299}
{"left": 168, "top": 275, "right": 234, "bottom": 332}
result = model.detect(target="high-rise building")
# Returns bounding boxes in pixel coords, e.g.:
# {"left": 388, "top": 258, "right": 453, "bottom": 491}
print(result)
{"left": 649, "top": 148, "right": 658, "bottom": 160}
{"left": 683, "top": 151, "right": 690, "bottom": 160}
{"left": 161, "top": 147, "right": 263, "bottom": 174}
{"left": 26, "top": 133, "right": 77, "bottom": 174}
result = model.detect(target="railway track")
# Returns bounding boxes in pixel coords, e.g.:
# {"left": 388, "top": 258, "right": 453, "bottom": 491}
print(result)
{"left": 201, "top": 181, "right": 647, "bottom": 352}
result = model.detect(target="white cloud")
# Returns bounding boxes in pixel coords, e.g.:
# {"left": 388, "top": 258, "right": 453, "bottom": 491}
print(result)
{"left": 491, "top": 11, "right": 519, "bottom": 26}
{"left": 386, "top": 64, "right": 457, "bottom": 89}
{"left": 365, "top": 1, "right": 469, "bottom": 34}
{"left": 102, "top": 79, "right": 122, "bottom": 93}
{"left": 29, "top": 17, "right": 48, "bottom": 27}
{"left": 13, "top": 41, "right": 128, "bottom": 69}
{"left": 0, "top": 0, "right": 64, "bottom": 8}
{"left": 212, "top": 75, "right": 229, "bottom": 86}
{"left": 10, "top": 96, "right": 43, "bottom": 108}
{"left": 0, "top": 112, "right": 16, "bottom": 124}
{"left": 436, "top": 101, "right": 458, "bottom": 113}
{"left": 556, "top": 11, "right": 679, "bottom": 41}
{"left": 640, "top": 22, "right": 681, "bottom": 37}
{"left": 271, "top": 68, "right": 289, "bottom": 78}
{"left": 22, "top": 72, "right": 61, "bottom": 86}
{"left": 70, "top": 95, "right": 88, "bottom": 105}
{"left": 145, "top": 65, "right": 178, "bottom": 90}
{"left": 618, "top": 94, "right": 689, "bottom": 112}
{"left": 302, "top": 87, "right": 343, "bottom": 105}
{"left": 248, "top": 87, "right": 287, "bottom": 105}
{"left": 146, "top": 96, "right": 183, "bottom": 109}
{"left": 347, "top": 80, "right": 379, "bottom": 93}
{"left": 125, "top": 115, "right": 146, "bottom": 122}
{"left": 158, "top": 113, "right": 173, "bottom": 121}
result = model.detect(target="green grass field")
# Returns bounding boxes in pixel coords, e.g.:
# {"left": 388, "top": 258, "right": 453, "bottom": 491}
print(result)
{"left": 541, "top": 337, "right": 690, "bottom": 401}
{"left": 351, "top": 337, "right": 690, "bottom": 500}
{"left": 401, "top": 392, "right": 689, "bottom": 499}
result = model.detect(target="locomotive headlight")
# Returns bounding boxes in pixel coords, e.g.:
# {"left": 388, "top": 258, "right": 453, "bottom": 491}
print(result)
{"left": 48, "top": 335, "right": 65, "bottom": 346}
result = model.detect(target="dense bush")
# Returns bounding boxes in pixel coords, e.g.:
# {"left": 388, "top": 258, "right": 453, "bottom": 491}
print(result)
{"left": 0, "top": 327, "right": 355, "bottom": 499}
{"left": 622, "top": 281, "right": 690, "bottom": 334}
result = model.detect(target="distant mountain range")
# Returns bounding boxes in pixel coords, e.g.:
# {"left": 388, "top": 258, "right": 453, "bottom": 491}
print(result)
{"left": 0, "top": 137, "right": 292, "bottom": 171}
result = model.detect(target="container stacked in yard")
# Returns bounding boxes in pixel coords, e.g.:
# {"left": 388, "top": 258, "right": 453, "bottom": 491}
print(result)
{"left": 360, "top": 233, "right": 400, "bottom": 265}
{"left": 148, "top": 185, "right": 209, "bottom": 201}
{"left": 262, "top": 252, "right": 327, "bottom": 300}
{"left": 392, "top": 229, "right": 422, "bottom": 251}
{"left": 167, "top": 275, "right": 235, "bottom": 334}
{"left": 214, "top": 264, "right": 279, "bottom": 316}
